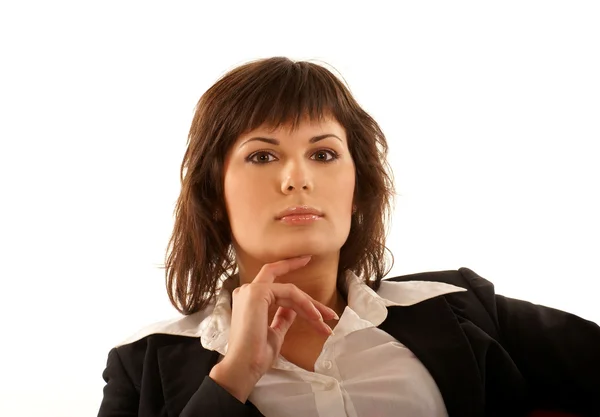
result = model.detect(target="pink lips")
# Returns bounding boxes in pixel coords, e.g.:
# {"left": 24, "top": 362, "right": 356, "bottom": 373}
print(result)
{"left": 276, "top": 205, "right": 324, "bottom": 225}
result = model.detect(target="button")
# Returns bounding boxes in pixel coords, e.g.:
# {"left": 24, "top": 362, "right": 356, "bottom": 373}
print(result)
{"left": 325, "top": 380, "right": 336, "bottom": 390}
{"left": 322, "top": 360, "right": 333, "bottom": 370}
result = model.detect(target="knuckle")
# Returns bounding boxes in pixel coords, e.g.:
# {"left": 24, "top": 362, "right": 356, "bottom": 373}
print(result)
{"left": 245, "top": 283, "right": 264, "bottom": 298}
{"left": 286, "top": 283, "right": 305, "bottom": 299}
{"left": 232, "top": 283, "right": 249, "bottom": 297}
{"left": 260, "top": 266, "right": 278, "bottom": 278}
{"left": 260, "top": 263, "right": 275, "bottom": 272}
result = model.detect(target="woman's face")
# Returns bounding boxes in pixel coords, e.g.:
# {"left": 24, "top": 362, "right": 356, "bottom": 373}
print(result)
{"left": 223, "top": 115, "right": 356, "bottom": 263}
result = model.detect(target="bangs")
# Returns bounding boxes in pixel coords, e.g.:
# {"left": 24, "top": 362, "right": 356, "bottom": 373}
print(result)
{"left": 212, "top": 58, "right": 353, "bottom": 136}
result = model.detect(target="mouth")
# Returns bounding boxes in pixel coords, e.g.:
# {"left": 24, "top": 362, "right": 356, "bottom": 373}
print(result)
{"left": 275, "top": 205, "right": 324, "bottom": 220}
{"left": 278, "top": 213, "right": 323, "bottom": 225}
{"left": 275, "top": 205, "right": 324, "bottom": 225}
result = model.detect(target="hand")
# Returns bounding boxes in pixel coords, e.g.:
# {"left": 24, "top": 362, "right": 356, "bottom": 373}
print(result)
{"left": 209, "top": 255, "right": 337, "bottom": 402}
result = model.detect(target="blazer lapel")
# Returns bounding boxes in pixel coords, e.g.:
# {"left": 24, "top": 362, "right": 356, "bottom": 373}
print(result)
{"left": 157, "top": 339, "right": 221, "bottom": 417}
{"left": 378, "top": 296, "right": 485, "bottom": 417}
{"left": 155, "top": 296, "right": 484, "bottom": 417}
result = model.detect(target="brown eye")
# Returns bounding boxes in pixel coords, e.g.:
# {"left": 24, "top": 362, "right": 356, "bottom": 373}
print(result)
{"left": 311, "top": 149, "right": 339, "bottom": 162}
{"left": 247, "top": 151, "right": 277, "bottom": 164}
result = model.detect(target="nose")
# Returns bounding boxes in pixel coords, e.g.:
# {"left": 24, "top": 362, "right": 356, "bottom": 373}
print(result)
{"left": 281, "top": 160, "right": 313, "bottom": 194}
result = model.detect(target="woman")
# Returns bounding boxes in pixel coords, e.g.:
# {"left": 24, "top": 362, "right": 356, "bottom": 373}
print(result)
{"left": 97, "top": 57, "right": 600, "bottom": 417}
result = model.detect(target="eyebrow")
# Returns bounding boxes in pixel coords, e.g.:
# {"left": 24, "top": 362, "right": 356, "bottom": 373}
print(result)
{"left": 239, "top": 134, "right": 343, "bottom": 149}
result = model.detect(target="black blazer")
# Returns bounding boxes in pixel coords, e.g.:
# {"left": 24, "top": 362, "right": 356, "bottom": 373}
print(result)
{"left": 97, "top": 267, "right": 600, "bottom": 417}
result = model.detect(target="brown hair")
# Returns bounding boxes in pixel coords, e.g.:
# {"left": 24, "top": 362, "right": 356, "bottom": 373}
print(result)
{"left": 163, "top": 57, "right": 395, "bottom": 315}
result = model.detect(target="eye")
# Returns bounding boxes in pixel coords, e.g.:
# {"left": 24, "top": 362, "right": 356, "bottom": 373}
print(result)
{"left": 311, "top": 149, "right": 339, "bottom": 163}
{"left": 247, "top": 151, "right": 278, "bottom": 164}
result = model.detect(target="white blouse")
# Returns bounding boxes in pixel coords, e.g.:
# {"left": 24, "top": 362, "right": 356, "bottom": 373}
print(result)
{"left": 117, "top": 271, "right": 467, "bottom": 416}
{"left": 198, "top": 271, "right": 467, "bottom": 417}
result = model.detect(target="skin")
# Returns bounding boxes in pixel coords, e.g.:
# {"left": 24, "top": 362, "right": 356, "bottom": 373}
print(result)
{"left": 223, "top": 114, "right": 356, "bottom": 333}
{"left": 209, "top": 256, "right": 338, "bottom": 403}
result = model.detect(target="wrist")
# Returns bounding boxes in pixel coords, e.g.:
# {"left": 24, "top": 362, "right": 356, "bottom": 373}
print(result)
{"left": 209, "top": 360, "right": 259, "bottom": 403}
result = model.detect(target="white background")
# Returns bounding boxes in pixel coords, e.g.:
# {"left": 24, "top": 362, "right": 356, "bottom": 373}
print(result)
{"left": 1, "top": 1, "right": 598, "bottom": 416}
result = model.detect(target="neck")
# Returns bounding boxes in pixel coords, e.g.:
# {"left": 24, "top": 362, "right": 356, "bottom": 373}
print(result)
{"left": 236, "top": 253, "right": 347, "bottom": 333}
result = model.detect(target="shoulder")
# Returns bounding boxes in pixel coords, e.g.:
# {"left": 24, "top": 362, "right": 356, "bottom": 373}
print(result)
{"left": 384, "top": 267, "right": 500, "bottom": 336}
{"left": 115, "top": 303, "right": 214, "bottom": 348}
{"left": 385, "top": 267, "right": 494, "bottom": 290}
{"left": 385, "top": 267, "right": 498, "bottom": 307}
{"left": 108, "top": 306, "right": 216, "bottom": 381}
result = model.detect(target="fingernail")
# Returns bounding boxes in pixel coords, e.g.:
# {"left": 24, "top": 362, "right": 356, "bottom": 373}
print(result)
{"left": 313, "top": 305, "right": 324, "bottom": 320}
{"left": 322, "top": 322, "right": 334, "bottom": 335}
{"left": 329, "top": 309, "right": 339, "bottom": 320}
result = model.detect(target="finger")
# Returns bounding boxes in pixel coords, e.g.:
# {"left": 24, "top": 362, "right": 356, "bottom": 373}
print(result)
{"left": 252, "top": 256, "right": 312, "bottom": 285}
{"left": 271, "top": 303, "right": 331, "bottom": 337}
{"left": 270, "top": 306, "right": 297, "bottom": 336}
{"left": 306, "top": 297, "right": 340, "bottom": 321}
{"left": 269, "top": 284, "right": 334, "bottom": 335}
{"left": 278, "top": 294, "right": 338, "bottom": 321}
{"left": 270, "top": 283, "right": 337, "bottom": 320}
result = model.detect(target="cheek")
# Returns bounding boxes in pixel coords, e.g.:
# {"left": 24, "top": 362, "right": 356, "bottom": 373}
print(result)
{"left": 224, "top": 171, "right": 267, "bottom": 227}
{"left": 328, "top": 167, "right": 355, "bottom": 203}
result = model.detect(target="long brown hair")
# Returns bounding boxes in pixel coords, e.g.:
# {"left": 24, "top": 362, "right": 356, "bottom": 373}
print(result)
{"left": 164, "top": 57, "right": 395, "bottom": 315}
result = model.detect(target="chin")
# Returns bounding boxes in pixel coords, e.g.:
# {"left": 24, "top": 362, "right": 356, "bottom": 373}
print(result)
{"left": 266, "top": 237, "right": 344, "bottom": 260}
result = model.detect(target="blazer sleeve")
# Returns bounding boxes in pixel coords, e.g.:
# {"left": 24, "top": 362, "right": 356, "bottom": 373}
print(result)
{"left": 458, "top": 268, "right": 600, "bottom": 416}
{"left": 98, "top": 346, "right": 264, "bottom": 417}
{"left": 180, "top": 376, "right": 264, "bottom": 417}
{"left": 97, "top": 348, "right": 138, "bottom": 417}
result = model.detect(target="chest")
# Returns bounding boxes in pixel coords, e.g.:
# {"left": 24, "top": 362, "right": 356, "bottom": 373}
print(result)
{"left": 250, "top": 328, "right": 448, "bottom": 417}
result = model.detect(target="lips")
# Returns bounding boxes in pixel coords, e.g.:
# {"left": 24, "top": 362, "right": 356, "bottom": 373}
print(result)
{"left": 275, "top": 205, "right": 324, "bottom": 220}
